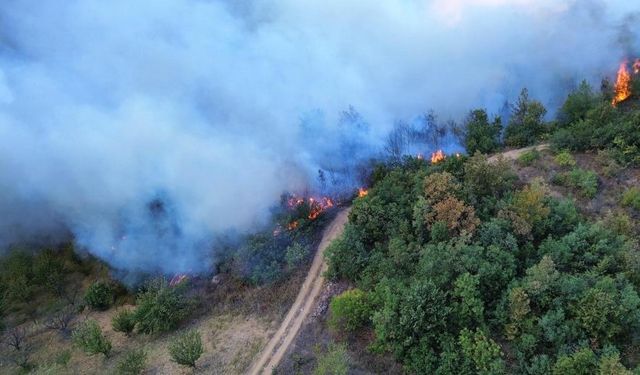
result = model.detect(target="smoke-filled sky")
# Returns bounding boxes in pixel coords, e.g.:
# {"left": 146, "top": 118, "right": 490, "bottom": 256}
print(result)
{"left": 0, "top": 0, "right": 638, "bottom": 274}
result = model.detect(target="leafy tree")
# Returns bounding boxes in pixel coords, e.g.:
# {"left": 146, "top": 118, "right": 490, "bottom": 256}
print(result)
{"left": 134, "top": 278, "right": 191, "bottom": 334}
{"left": 112, "top": 309, "right": 136, "bottom": 336}
{"left": 116, "top": 349, "right": 147, "bottom": 375}
{"left": 453, "top": 273, "right": 484, "bottom": 327}
{"left": 463, "top": 109, "right": 503, "bottom": 155}
{"left": 72, "top": 320, "right": 111, "bottom": 357}
{"left": 598, "top": 353, "right": 632, "bottom": 375}
{"left": 328, "top": 289, "right": 371, "bottom": 334}
{"left": 574, "top": 287, "right": 621, "bottom": 343}
{"left": 84, "top": 281, "right": 114, "bottom": 310}
{"left": 504, "top": 88, "right": 548, "bottom": 147}
{"left": 168, "top": 329, "right": 204, "bottom": 368}
{"left": 552, "top": 348, "right": 597, "bottom": 375}
{"left": 559, "top": 81, "right": 600, "bottom": 126}
{"left": 459, "top": 328, "right": 505, "bottom": 375}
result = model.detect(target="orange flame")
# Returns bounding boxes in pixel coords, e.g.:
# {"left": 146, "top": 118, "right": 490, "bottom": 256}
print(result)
{"left": 612, "top": 61, "right": 632, "bottom": 107}
{"left": 431, "top": 150, "right": 445, "bottom": 164}
{"left": 287, "top": 221, "right": 299, "bottom": 230}
{"left": 308, "top": 197, "right": 334, "bottom": 220}
{"left": 358, "top": 188, "right": 369, "bottom": 198}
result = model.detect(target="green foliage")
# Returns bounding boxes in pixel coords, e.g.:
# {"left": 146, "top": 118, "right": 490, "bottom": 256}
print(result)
{"left": 168, "top": 329, "right": 204, "bottom": 368}
{"left": 54, "top": 350, "right": 71, "bottom": 367}
{"left": 554, "top": 150, "right": 576, "bottom": 168}
{"left": 517, "top": 148, "right": 541, "bottom": 166}
{"left": 552, "top": 348, "right": 597, "bottom": 375}
{"left": 328, "top": 289, "right": 371, "bottom": 334}
{"left": 84, "top": 281, "right": 114, "bottom": 310}
{"left": 504, "top": 88, "right": 548, "bottom": 147}
{"left": 463, "top": 109, "right": 503, "bottom": 154}
{"left": 459, "top": 328, "right": 505, "bottom": 375}
{"left": 284, "top": 242, "right": 309, "bottom": 270}
{"left": 453, "top": 273, "right": 484, "bottom": 327}
{"left": 559, "top": 81, "right": 600, "bottom": 126}
{"left": 554, "top": 168, "right": 598, "bottom": 198}
{"left": 116, "top": 349, "right": 147, "bottom": 375}
{"left": 112, "top": 309, "right": 136, "bottom": 336}
{"left": 72, "top": 320, "right": 112, "bottom": 357}
{"left": 621, "top": 187, "right": 640, "bottom": 210}
{"left": 134, "top": 278, "right": 191, "bottom": 334}
{"left": 314, "top": 343, "right": 349, "bottom": 375}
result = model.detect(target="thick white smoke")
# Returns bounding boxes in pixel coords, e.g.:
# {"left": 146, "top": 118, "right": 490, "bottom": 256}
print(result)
{"left": 0, "top": 0, "right": 637, "bottom": 273}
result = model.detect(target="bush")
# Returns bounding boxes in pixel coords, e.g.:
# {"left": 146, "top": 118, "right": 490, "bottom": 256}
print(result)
{"left": 134, "top": 278, "right": 191, "bottom": 334}
{"left": 285, "top": 242, "right": 309, "bottom": 270}
{"left": 554, "top": 150, "right": 576, "bottom": 168}
{"left": 112, "top": 309, "right": 136, "bottom": 336}
{"left": 84, "top": 281, "right": 114, "bottom": 310}
{"left": 517, "top": 149, "right": 541, "bottom": 166}
{"left": 72, "top": 320, "right": 111, "bottom": 357}
{"left": 621, "top": 187, "right": 640, "bottom": 211}
{"left": 116, "top": 349, "right": 147, "bottom": 375}
{"left": 314, "top": 343, "right": 349, "bottom": 375}
{"left": 554, "top": 169, "right": 598, "bottom": 198}
{"left": 558, "top": 81, "right": 599, "bottom": 126}
{"left": 463, "top": 109, "right": 503, "bottom": 155}
{"left": 169, "top": 329, "right": 204, "bottom": 368}
{"left": 328, "top": 289, "right": 371, "bottom": 334}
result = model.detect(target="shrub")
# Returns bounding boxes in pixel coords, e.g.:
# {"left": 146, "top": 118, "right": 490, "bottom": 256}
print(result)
{"left": 621, "top": 187, "right": 640, "bottom": 211}
{"left": 554, "top": 150, "right": 576, "bottom": 168}
{"left": 314, "top": 343, "right": 349, "bottom": 375}
{"left": 595, "top": 149, "right": 622, "bottom": 177}
{"left": 84, "top": 281, "right": 114, "bottom": 310}
{"left": 116, "top": 349, "right": 147, "bottom": 375}
{"left": 517, "top": 149, "right": 541, "bottom": 166}
{"left": 552, "top": 347, "right": 597, "bottom": 375}
{"left": 134, "top": 278, "right": 191, "bottom": 334}
{"left": 459, "top": 328, "right": 505, "bottom": 375}
{"left": 554, "top": 169, "right": 598, "bottom": 198}
{"left": 558, "top": 81, "right": 599, "bottom": 126}
{"left": 54, "top": 350, "right": 71, "bottom": 366}
{"left": 328, "top": 289, "right": 371, "bottom": 333}
{"left": 112, "top": 309, "right": 136, "bottom": 336}
{"left": 72, "top": 320, "right": 111, "bottom": 357}
{"left": 285, "top": 242, "right": 309, "bottom": 270}
{"left": 168, "top": 329, "right": 204, "bottom": 368}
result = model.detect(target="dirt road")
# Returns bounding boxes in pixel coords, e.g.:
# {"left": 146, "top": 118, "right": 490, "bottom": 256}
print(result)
{"left": 488, "top": 143, "right": 549, "bottom": 162}
{"left": 248, "top": 208, "right": 352, "bottom": 375}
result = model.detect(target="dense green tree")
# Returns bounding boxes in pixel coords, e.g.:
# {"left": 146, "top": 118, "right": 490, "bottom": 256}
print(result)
{"left": 504, "top": 89, "right": 548, "bottom": 147}
{"left": 463, "top": 109, "right": 503, "bottom": 154}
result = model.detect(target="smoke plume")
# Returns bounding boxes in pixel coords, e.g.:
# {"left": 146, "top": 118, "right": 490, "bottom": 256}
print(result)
{"left": 0, "top": 0, "right": 638, "bottom": 274}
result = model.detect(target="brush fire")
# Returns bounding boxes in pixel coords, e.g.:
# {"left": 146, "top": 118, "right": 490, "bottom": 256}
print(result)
{"left": 431, "top": 149, "right": 445, "bottom": 164}
{"left": 358, "top": 188, "right": 369, "bottom": 197}
{"left": 612, "top": 59, "right": 639, "bottom": 107}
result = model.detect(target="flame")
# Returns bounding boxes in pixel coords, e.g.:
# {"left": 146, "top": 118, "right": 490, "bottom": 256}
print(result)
{"left": 358, "top": 188, "right": 368, "bottom": 198}
{"left": 431, "top": 149, "right": 445, "bottom": 164}
{"left": 287, "top": 221, "right": 299, "bottom": 230}
{"left": 612, "top": 61, "right": 632, "bottom": 107}
{"left": 308, "top": 197, "right": 334, "bottom": 220}
{"left": 634, "top": 59, "right": 640, "bottom": 75}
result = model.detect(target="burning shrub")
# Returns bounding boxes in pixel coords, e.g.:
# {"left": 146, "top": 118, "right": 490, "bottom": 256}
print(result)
{"left": 72, "top": 319, "right": 112, "bottom": 357}
{"left": 84, "top": 281, "right": 114, "bottom": 311}
{"left": 116, "top": 349, "right": 147, "bottom": 375}
{"left": 168, "top": 329, "right": 204, "bottom": 368}
{"left": 112, "top": 309, "right": 136, "bottom": 336}
{"left": 133, "top": 278, "right": 191, "bottom": 334}
{"left": 504, "top": 88, "right": 548, "bottom": 147}
{"left": 328, "top": 289, "right": 371, "bottom": 334}
{"left": 463, "top": 109, "right": 503, "bottom": 155}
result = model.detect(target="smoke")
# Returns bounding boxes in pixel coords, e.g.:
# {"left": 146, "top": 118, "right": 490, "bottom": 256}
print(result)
{"left": 0, "top": 0, "right": 638, "bottom": 274}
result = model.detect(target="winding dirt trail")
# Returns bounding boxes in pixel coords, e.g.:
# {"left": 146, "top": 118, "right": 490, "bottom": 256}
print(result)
{"left": 248, "top": 208, "right": 351, "bottom": 375}
{"left": 488, "top": 143, "right": 549, "bottom": 162}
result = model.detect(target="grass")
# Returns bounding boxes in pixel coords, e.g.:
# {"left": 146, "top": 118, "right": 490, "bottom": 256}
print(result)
{"left": 553, "top": 168, "right": 598, "bottom": 198}
{"left": 621, "top": 187, "right": 640, "bottom": 210}
{"left": 554, "top": 150, "right": 576, "bottom": 168}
